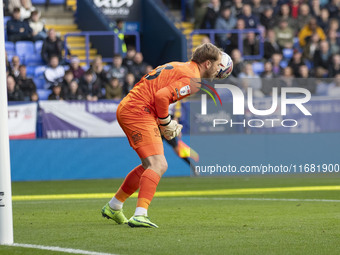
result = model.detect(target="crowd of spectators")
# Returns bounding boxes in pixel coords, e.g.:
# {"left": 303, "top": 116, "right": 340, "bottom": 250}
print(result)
{"left": 4, "top": 0, "right": 150, "bottom": 102}
{"left": 184, "top": 0, "right": 340, "bottom": 96}
{"left": 5, "top": 0, "right": 340, "bottom": 102}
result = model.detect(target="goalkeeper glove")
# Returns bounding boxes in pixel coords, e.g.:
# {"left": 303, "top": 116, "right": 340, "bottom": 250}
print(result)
{"left": 158, "top": 115, "right": 183, "bottom": 140}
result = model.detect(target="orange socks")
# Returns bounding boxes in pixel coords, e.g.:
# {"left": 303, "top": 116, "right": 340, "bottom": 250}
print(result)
{"left": 114, "top": 165, "right": 145, "bottom": 203}
{"left": 111, "top": 166, "right": 161, "bottom": 215}
{"left": 136, "top": 169, "right": 161, "bottom": 210}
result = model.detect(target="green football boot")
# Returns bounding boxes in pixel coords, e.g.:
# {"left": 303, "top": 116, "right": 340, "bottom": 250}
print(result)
{"left": 128, "top": 215, "right": 159, "bottom": 228}
{"left": 101, "top": 203, "right": 128, "bottom": 224}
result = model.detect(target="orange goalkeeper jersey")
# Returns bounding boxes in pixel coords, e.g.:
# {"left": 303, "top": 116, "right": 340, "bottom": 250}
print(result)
{"left": 120, "top": 61, "right": 200, "bottom": 118}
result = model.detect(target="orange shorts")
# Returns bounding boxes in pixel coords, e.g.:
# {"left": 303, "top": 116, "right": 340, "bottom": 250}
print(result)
{"left": 116, "top": 104, "right": 164, "bottom": 159}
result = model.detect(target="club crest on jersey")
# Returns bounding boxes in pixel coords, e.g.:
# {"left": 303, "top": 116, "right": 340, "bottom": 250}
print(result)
{"left": 180, "top": 85, "right": 191, "bottom": 96}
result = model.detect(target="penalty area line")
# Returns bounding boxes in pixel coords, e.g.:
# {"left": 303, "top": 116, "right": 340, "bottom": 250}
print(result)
{"left": 11, "top": 243, "right": 118, "bottom": 255}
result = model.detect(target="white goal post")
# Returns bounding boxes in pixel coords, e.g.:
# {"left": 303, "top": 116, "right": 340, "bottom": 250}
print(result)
{"left": 0, "top": 1, "right": 14, "bottom": 245}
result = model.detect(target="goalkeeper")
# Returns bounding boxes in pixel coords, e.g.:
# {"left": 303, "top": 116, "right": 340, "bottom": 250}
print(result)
{"left": 102, "top": 43, "right": 222, "bottom": 228}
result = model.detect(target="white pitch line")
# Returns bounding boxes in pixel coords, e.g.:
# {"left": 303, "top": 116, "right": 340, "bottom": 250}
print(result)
{"left": 11, "top": 243, "right": 118, "bottom": 255}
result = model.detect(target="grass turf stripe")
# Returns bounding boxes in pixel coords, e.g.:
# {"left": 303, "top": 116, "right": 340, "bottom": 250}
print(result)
{"left": 12, "top": 185, "right": 340, "bottom": 201}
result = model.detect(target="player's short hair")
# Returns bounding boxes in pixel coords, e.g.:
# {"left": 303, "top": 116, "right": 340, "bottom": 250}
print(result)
{"left": 191, "top": 43, "right": 221, "bottom": 64}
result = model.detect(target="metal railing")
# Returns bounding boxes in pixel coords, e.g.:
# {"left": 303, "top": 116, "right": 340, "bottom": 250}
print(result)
{"left": 63, "top": 31, "right": 141, "bottom": 66}
{"left": 190, "top": 29, "right": 264, "bottom": 60}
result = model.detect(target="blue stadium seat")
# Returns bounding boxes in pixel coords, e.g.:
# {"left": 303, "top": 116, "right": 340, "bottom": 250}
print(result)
{"left": 50, "top": 0, "right": 65, "bottom": 3}
{"left": 4, "top": 16, "right": 11, "bottom": 25}
{"left": 5, "top": 42, "right": 16, "bottom": 55}
{"left": 37, "top": 89, "right": 51, "bottom": 100}
{"left": 280, "top": 60, "right": 288, "bottom": 68}
{"left": 252, "top": 62, "right": 264, "bottom": 74}
{"left": 34, "top": 65, "right": 47, "bottom": 78}
{"left": 35, "top": 40, "right": 44, "bottom": 54}
{"left": 31, "top": 0, "right": 47, "bottom": 4}
{"left": 25, "top": 54, "right": 44, "bottom": 66}
{"left": 26, "top": 66, "right": 36, "bottom": 77}
{"left": 282, "top": 48, "right": 294, "bottom": 60}
{"left": 16, "top": 41, "right": 35, "bottom": 58}
{"left": 33, "top": 78, "right": 46, "bottom": 89}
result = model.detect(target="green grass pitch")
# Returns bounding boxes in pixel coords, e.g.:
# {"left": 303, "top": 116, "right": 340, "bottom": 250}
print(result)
{"left": 0, "top": 174, "right": 339, "bottom": 255}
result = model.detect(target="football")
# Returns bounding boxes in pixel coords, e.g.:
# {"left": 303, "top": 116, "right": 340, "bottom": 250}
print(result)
{"left": 216, "top": 52, "right": 233, "bottom": 79}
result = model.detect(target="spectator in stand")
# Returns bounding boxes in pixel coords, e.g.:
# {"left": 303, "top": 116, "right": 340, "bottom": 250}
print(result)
{"left": 215, "top": 5, "right": 237, "bottom": 49}
{"left": 238, "top": 63, "right": 263, "bottom": 97}
{"left": 17, "top": 64, "right": 36, "bottom": 101}
{"left": 230, "top": 0, "right": 243, "bottom": 18}
{"left": 105, "top": 77, "right": 123, "bottom": 100}
{"left": 10, "top": 55, "right": 21, "bottom": 78}
{"left": 296, "top": 3, "right": 313, "bottom": 31}
{"left": 317, "top": 8, "right": 330, "bottom": 32}
{"left": 327, "top": 74, "right": 340, "bottom": 96}
{"left": 90, "top": 56, "right": 108, "bottom": 85}
{"left": 29, "top": 10, "right": 47, "bottom": 42}
{"left": 44, "top": 55, "right": 65, "bottom": 86}
{"left": 69, "top": 56, "right": 85, "bottom": 79}
{"left": 290, "top": 0, "right": 300, "bottom": 19}
{"left": 194, "top": 0, "right": 210, "bottom": 29}
{"left": 289, "top": 50, "right": 306, "bottom": 77}
{"left": 20, "top": 0, "right": 35, "bottom": 21}
{"left": 63, "top": 80, "right": 84, "bottom": 100}
{"left": 7, "top": 7, "right": 32, "bottom": 42}
{"left": 313, "top": 40, "right": 332, "bottom": 77}
{"left": 302, "top": 33, "right": 321, "bottom": 62}
{"left": 274, "top": 4, "right": 296, "bottom": 31}
{"left": 279, "top": 66, "right": 296, "bottom": 88}
{"left": 7, "top": 75, "right": 24, "bottom": 101}
{"left": 113, "top": 19, "right": 127, "bottom": 56}
{"left": 60, "top": 70, "right": 74, "bottom": 97}
{"left": 243, "top": 32, "right": 260, "bottom": 56}
{"left": 296, "top": 65, "right": 316, "bottom": 94}
{"left": 107, "top": 54, "right": 128, "bottom": 83}
{"left": 122, "top": 47, "right": 136, "bottom": 72}
{"left": 48, "top": 83, "right": 63, "bottom": 100}
{"left": 260, "top": 6, "right": 276, "bottom": 30}
{"left": 41, "top": 29, "right": 64, "bottom": 64}
{"left": 310, "top": 0, "right": 321, "bottom": 17}
{"left": 122, "top": 72, "right": 136, "bottom": 96}
{"left": 201, "top": 0, "right": 221, "bottom": 29}
{"left": 263, "top": 29, "right": 281, "bottom": 60}
{"left": 8, "top": 0, "right": 32, "bottom": 13}
{"left": 145, "top": 65, "right": 153, "bottom": 74}
{"left": 328, "top": 18, "right": 339, "bottom": 33}
{"left": 251, "top": 0, "right": 265, "bottom": 20}
{"left": 230, "top": 48, "right": 244, "bottom": 77}
{"left": 326, "top": 0, "right": 340, "bottom": 19}
{"left": 328, "top": 54, "right": 340, "bottom": 77}
{"left": 261, "top": 61, "right": 280, "bottom": 96}
{"left": 30, "top": 91, "right": 39, "bottom": 101}
{"left": 327, "top": 29, "right": 340, "bottom": 55}
{"left": 79, "top": 69, "right": 102, "bottom": 101}
{"left": 228, "top": 18, "right": 245, "bottom": 54}
{"left": 239, "top": 4, "right": 259, "bottom": 28}
{"left": 130, "top": 52, "right": 148, "bottom": 81}
{"left": 298, "top": 18, "right": 326, "bottom": 47}
{"left": 271, "top": 53, "right": 283, "bottom": 76}
{"left": 274, "top": 19, "right": 294, "bottom": 49}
